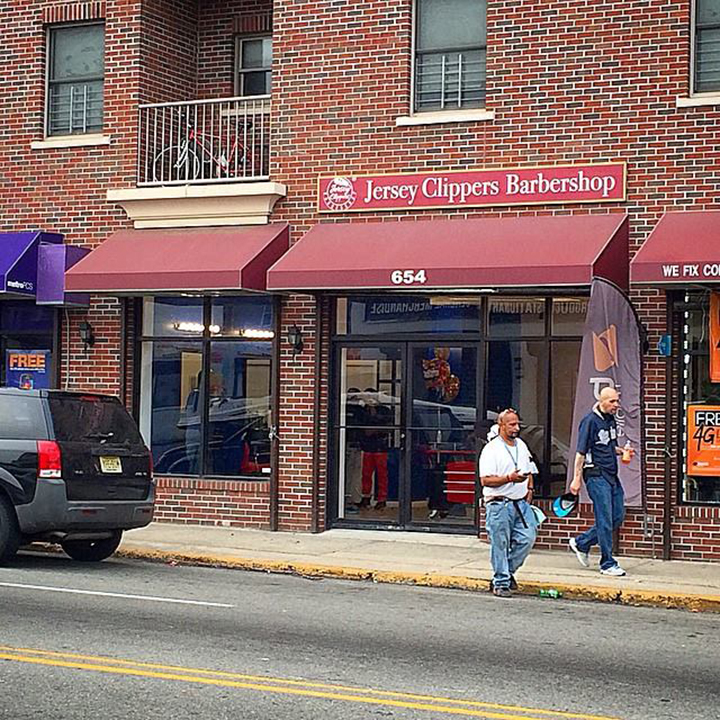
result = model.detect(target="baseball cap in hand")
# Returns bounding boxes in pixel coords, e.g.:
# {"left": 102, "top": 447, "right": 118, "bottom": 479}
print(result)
{"left": 530, "top": 505, "right": 547, "bottom": 525}
{"left": 552, "top": 492, "right": 578, "bottom": 518}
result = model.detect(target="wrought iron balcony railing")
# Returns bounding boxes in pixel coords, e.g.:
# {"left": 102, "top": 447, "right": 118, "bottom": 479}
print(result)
{"left": 137, "top": 95, "right": 271, "bottom": 186}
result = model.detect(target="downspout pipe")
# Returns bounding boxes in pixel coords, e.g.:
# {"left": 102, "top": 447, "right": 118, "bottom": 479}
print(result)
{"left": 662, "top": 294, "right": 673, "bottom": 560}
{"left": 311, "top": 293, "right": 322, "bottom": 533}
{"left": 269, "top": 295, "right": 281, "bottom": 532}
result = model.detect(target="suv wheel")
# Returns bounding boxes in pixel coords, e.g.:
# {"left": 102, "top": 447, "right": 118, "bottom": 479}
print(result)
{"left": 61, "top": 530, "right": 123, "bottom": 562}
{"left": 0, "top": 497, "right": 21, "bottom": 562}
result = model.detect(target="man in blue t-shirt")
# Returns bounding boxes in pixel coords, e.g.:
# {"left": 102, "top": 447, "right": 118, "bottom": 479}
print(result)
{"left": 568, "top": 387, "right": 634, "bottom": 576}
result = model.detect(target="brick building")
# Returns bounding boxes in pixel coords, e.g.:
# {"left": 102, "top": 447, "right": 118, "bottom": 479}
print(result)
{"left": 2, "top": 0, "right": 719, "bottom": 561}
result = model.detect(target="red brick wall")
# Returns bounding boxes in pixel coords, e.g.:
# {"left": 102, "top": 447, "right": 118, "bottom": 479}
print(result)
{"left": 5, "top": 1, "right": 720, "bottom": 557}
{"left": 153, "top": 477, "right": 270, "bottom": 527}
{"left": 268, "top": 0, "right": 720, "bottom": 556}
{"left": 197, "top": 0, "right": 272, "bottom": 99}
{"left": 140, "top": 0, "right": 199, "bottom": 103}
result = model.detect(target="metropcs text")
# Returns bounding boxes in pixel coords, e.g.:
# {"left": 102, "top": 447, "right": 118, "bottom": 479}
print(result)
{"left": 363, "top": 170, "right": 618, "bottom": 206}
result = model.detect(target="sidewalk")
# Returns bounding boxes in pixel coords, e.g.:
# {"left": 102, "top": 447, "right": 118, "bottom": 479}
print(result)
{"left": 119, "top": 523, "right": 720, "bottom": 612}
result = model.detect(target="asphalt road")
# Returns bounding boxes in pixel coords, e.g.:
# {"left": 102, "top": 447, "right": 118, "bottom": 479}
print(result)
{"left": 0, "top": 550, "right": 718, "bottom": 720}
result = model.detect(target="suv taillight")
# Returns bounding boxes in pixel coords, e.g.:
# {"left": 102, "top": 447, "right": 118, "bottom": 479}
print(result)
{"left": 37, "top": 440, "right": 62, "bottom": 479}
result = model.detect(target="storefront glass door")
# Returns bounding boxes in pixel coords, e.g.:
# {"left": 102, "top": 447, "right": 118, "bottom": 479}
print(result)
{"left": 407, "top": 345, "right": 478, "bottom": 527}
{"left": 335, "top": 345, "right": 403, "bottom": 524}
{"left": 334, "top": 343, "right": 479, "bottom": 529}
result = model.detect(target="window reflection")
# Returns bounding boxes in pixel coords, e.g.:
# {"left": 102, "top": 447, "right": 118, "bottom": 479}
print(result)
{"left": 140, "top": 297, "right": 274, "bottom": 479}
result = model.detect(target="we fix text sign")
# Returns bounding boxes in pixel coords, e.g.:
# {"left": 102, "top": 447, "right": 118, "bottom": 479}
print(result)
{"left": 318, "top": 163, "right": 626, "bottom": 213}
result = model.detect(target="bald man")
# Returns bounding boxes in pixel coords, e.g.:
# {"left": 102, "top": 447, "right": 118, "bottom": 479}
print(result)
{"left": 479, "top": 409, "right": 538, "bottom": 598}
{"left": 568, "top": 387, "right": 634, "bottom": 577}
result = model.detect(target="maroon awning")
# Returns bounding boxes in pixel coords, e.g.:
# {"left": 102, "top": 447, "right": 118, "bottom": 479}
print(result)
{"left": 66, "top": 224, "right": 289, "bottom": 293}
{"left": 267, "top": 215, "right": 628, "bottom": 291}
{"left": 631, "top": 211, "right": 720, "bottom": 284}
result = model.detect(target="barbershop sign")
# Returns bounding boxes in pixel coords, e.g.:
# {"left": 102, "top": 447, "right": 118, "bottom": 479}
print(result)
{"left": 318, "top": 162, "right": 626, "bottom": 213}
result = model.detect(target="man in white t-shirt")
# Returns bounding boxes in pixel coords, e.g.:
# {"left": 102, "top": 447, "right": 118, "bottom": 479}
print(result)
{"left": 479, "top": 409, "right": 538, "bottom": 598}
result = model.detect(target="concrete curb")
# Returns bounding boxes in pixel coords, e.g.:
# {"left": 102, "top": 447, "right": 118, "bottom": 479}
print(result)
{"left": 117, "top": 546, "right": 720, "bottom": 613}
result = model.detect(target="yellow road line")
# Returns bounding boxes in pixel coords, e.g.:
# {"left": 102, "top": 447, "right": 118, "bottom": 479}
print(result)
{"left": 0, "top": 646, "right": 622, "bottom": 720}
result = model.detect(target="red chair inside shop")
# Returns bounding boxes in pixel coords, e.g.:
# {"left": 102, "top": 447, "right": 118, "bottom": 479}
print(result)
{"left": 239, "top": 440, "right": 269, "bottom": 475}
{"left": 444, "top": 460, "right": 476, "bottom": 504}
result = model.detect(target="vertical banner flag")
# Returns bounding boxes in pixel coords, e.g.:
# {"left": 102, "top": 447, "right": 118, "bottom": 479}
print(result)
{"left": 566, "top": 278, "right": 644, "bottom": 506}
{"left": 710, "top": 292, "right": 720, "bottom": 382}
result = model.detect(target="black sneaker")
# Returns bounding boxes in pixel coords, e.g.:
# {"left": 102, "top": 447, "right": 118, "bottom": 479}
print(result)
{"left": 489, "top": 576, "right": 518, "bottom": 592}
{"left": 493, "top": 586, "right": 512, "bottom": 598}
{"left": 358, "top": 497, "right": 371, "bottom": 509}
{"left": 374, "top": 501, "right": 387, "bottom": 510}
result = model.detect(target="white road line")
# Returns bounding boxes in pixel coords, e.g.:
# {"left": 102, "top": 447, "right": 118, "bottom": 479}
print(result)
{"left": 0, "top": 581, "right": 234, "bottom": 608}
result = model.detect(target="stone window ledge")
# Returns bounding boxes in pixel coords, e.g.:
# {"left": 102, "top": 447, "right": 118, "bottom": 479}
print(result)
{"left": 31, "top": 134, "right": 112, "bottom": 150}
{"left": 395, "top": 109, "right": 495, "bottom": 126}
{"left": 676, "top": 95, "right": 720, "bottom": 108}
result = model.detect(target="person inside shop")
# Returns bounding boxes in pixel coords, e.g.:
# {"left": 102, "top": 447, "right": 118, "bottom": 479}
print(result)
{"left": 358, "top": 388, "right": 391, "bottom": 511}
{"left": 344, "top": 387, "right": 364, "bottom": 513}
{"left": 568, "top": 386, "right": 634, "bottom": 577}
{"left": 479, "top": 408, "right": 538, "bottom": 598}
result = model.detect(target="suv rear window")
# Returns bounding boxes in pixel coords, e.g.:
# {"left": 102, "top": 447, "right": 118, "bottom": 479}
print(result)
{"left": 0, "top": 395, "right": 48, "bottom": 439}
{"left": 48, "top": 395, "right": 144, "bottom": 445}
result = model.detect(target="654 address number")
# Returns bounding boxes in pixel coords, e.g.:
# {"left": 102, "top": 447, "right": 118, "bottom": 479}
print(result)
{"left": 390, "top": 269, "right": 427, "bottom": 285}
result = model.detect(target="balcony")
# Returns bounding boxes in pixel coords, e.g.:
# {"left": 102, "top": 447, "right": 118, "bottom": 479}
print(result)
{"left": 137, "top": 95, "right": 270, "bottom": 186}
{"left": 108, "top": 96, "right": 285, "bottom": 228}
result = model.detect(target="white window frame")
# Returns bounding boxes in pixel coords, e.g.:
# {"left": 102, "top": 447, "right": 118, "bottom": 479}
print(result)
{"left": 410, "top": 0, "right": 487, "bottom": 115}
{"left": 45, "top": 21, "right": 105, "bottom": 138}
{"left": 234, "top": 34, "right": 272, "bottom": 98}
{"left": 691, "top": 0, "right": 720, "bottom": 96}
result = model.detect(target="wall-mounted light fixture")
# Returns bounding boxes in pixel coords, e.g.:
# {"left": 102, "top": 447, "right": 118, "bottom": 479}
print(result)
{"left": 79, "top": 321, "right": 96, "bottom": 348}
{"left": 287, "top": 324, "right": 304, "bottom": 357}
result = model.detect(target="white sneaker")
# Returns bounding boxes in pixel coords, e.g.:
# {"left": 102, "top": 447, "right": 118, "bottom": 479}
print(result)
{"left": 600, "top": 565, "right": 627, "bottom": 577}
{"left": 568, "top": 538, "right": 589, "bottom": 567}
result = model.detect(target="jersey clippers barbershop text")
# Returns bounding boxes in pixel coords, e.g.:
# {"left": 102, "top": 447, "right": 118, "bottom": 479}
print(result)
{"left": 319, "top": 163, "right": 626, "bottom": 213}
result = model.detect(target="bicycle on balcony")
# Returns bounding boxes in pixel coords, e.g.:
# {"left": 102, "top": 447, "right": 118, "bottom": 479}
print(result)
{"left": 152, "top": 121, "right": 264, "bottom": 184}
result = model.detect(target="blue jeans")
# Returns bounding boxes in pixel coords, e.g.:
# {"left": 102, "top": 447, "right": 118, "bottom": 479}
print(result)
{"left": 485, "top": 499, "right": 538, "bottom": 589}
{"left": 575, "top": 475, "right": 625, "bottom": 570}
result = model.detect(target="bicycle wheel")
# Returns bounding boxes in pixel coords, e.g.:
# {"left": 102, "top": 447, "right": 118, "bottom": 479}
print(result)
{"left": 152, "top": 146, "right": 201, "bottom": 183}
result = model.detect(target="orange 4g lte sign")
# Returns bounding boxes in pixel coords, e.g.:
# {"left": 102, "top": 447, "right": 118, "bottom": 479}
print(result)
{"left": 687, "top": 405, "right": 720, "bottom": 476}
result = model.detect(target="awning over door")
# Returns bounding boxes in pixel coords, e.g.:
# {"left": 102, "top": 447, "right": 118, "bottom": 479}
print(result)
{"left": 65, "top": 223, "right": 289, "bottom": 293}
{"left": 266, "top": 215, "right": 628, "bottom": 291}
{"left": 630, "top": 211, "right": 720, "bottom": 284}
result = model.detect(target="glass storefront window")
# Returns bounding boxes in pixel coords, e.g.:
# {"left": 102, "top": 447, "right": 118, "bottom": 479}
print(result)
{"left": 485, "top": 340, "right": 547, "bottom": 473}
{"left": 487, "top": 297, "right": 545, "bottom": 337}
{"left": 551, "top": 297, "right": 587, "bottom": 336}
{"left": 139, "top": 296, "right": 274, "bottom": 479}
{"left": 336, "top": 296, "right": 481, "bottom": 336}
{"left": 550, "top": 341, "right": 582, "bottom": 498}
{"left": 142, "top": 297, "right": 204, "bottom": 337}
{"left": 680, "top": 291, "right": 720, "bottom": 503}
{"left": 211, "top": 296, "right": 274, "bottom": 337}
{"left": 0, "top": 301, "right": 56, "bottom": 388}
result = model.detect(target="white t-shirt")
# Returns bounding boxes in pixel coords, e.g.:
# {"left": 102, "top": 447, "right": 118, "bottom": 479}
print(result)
{"left": 479, "top": 436, "right": 533, "bottom": 500}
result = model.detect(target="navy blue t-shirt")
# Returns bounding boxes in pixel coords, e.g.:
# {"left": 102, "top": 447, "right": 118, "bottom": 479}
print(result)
{"left": 576, "top": 407, "right": 618, "bottom": 476}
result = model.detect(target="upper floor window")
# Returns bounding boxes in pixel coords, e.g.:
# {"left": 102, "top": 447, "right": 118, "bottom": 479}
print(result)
{"left": 414, "top": 0, "right": 486, "bottom": 112}
{"left": 695, "top": 0, "right": 720, "bottom": 93}
{"left": 47, "top": 23, "right": 104, "bottom": 136}
{"left": 235, "top": 36, "right": 272, "bottom": 96}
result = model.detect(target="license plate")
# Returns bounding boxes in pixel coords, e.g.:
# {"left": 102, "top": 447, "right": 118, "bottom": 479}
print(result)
{"left": 99, "top": 456, "right": 122, "bottom": 474}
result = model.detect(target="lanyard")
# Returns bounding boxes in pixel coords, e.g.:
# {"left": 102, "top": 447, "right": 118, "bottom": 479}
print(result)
{"left": 503, "top": 441, "right": 519, "bottom": 470}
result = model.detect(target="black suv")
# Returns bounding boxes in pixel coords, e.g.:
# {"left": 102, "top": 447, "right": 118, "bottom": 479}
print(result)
{"left": 0, "top": 388, "right": 154, "bottom": 562}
